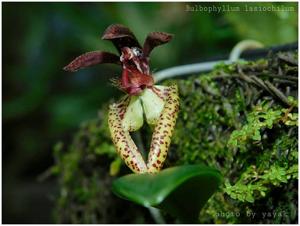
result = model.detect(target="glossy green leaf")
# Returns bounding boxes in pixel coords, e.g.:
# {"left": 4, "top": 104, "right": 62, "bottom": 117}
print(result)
{"left": 112, "top": 164, "right": 222, "bottom": 223}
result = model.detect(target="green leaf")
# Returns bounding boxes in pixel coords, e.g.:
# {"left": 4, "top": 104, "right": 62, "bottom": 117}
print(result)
{"left": 245, "top": 193, "right": 254, "bottom": 203}
{"left": 252, "top": 130, "right": 261, "bottom": 141}
{"left": 112, "top": 164, "right": 222, "bottom": 223}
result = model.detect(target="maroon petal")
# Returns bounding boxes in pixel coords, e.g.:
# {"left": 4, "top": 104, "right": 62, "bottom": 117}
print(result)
{"left": 63, "top": 51, "right": 120, "bottom": 72}
{"left": 101, "top": 24, "right": 141, "bottom": 54}
{"left": 143, "top": 32, "right": 173, "bottom": 57}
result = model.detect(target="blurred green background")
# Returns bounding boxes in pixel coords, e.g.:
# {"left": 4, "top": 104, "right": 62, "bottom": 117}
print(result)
{"left": 2, "top": 2, "right": 297, "bottom": 223}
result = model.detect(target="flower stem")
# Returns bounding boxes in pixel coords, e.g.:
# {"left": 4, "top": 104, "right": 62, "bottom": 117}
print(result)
{"left": 132, "top": 131, "right": 147, "bottom": 160}
{"left": 148, "top": 207, "right": 166, "bottom": 224}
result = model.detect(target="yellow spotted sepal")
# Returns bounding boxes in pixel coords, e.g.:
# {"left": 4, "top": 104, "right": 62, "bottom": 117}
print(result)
{"left": 108, "top": 84, "right": 179, "bottom": 174}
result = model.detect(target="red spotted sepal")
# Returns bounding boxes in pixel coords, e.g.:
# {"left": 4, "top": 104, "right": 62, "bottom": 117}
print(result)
{"left": 146, "top": 85, "right": 179, "bottom": 173}
{"left": 108, "top": 96, "right": 148, "bottom": 174}
{"left": 108, "top": 85, "right": 179, "bottom": 173}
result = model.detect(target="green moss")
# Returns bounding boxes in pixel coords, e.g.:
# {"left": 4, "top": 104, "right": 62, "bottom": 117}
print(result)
{"left": 53, "top": 52, "right": 298, "bottom": 223}
{"left": 53, "top": 115, "right": 155, "bottom": 223}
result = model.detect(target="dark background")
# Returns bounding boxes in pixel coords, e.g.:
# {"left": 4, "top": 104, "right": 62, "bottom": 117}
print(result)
{"left": 2, "top": 2, "right": 297, "bottom": 223}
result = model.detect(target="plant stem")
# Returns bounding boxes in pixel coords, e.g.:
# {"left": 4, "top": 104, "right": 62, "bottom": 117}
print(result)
{"left": 148, "top": 207, "right": 166, "bottom": 224}
{"left": 154, "top": 60, "right": 231, "bottom": 83}
{"left": 133, "top": 131, "right": 147, "bottom": 160}
{"left": 154, "top": 39, "right": 264, "bottom": 83}
{"left": 229, "top": 39, "right": 264, "bottom": 61}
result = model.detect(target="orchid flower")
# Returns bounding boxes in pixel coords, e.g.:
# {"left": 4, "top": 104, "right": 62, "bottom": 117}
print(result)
{"left": 64, "top": 24, "right": 179, "bottom": 174}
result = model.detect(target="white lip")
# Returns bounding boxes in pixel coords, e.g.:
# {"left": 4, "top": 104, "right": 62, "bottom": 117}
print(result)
{"left": 120, "top": 50, "right": 134, "bottom": 62}
{"left": 120, "top": 49, "right": 144, "bottom": 73}
{"left": 129, "top": 52, "right": 134, "bottom": 59}
{"left": 134, "top": 60, "right": 143, "bottom": 73}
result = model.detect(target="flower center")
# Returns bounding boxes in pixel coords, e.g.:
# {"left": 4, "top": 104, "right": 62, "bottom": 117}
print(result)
{"left": 120, "top": 47, "right": 153, "bottom": 95}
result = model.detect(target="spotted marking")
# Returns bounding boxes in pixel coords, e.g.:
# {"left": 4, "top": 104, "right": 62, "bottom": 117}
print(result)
{"left": 108, "top": 98, "right": 147, "bottom": 174}
{"left": 147, "top": 84, "right": 179, "bottom": 173}
{"left": 108, "top": 84, "right": 179, "bottom": 174}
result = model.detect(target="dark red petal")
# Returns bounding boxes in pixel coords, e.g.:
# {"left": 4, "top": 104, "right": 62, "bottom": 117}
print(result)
{"left": 101, "top": 24, "right": 141, "bottom": 54}
{"left": 63, "top": 51, "right": 120, "bottom": 72}
{"left": 143, "top": 32, "right": 173, "bottom": 57}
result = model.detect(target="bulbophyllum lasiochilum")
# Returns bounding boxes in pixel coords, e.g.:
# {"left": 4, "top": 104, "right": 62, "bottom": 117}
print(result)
{"left": 64, "top": 24, "right": 179, "bottom": 174}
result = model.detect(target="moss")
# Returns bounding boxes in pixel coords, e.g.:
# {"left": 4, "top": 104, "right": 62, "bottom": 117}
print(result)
{"left": 53, "top": 115, "right": 156, "bottom": 223}
{"left": 53, "top": 51, "right": 298, "bottom": 223}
